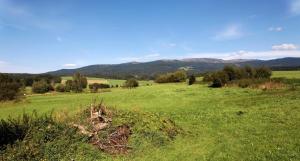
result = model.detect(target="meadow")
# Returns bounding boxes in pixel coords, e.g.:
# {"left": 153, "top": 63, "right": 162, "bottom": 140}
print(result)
{"left": 0, "top": 71, "right": 299, "bottom": 160}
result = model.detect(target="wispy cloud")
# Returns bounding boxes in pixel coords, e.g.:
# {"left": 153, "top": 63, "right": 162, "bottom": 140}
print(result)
{"left": 213, "top": 24, "right": 243, "bottom": 40}
{"left": 0, "top": 0, "right": 70, "bottom": 31}
{"left": 0, "top": 60, "right": 7, "bottom": 66}
{"left": 63, "top": 63, "right": 77, "bottom": 67}
{"left": 120, "top": 53, "right": 161, "bottom": 62}
{"left": 268, "top": 27, "right": 283, "bottom": 32}
{"left": 184, "top": 50, "right": 300, "bottom": 60}
{"left": 272, "top": 43, "right": 298, "bottom": 50}
{"left": 290, "top": 0, "right": 300, "bottom": 15}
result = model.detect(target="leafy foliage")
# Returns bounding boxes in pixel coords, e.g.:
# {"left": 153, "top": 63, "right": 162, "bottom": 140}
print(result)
{"left": 188, "top": 75, "right": 196, "bottom": 85}
{"left": 32, "top": 80, "right": 53, "bottom": 94}
{"left": 204, "top": 65, "right": 272, "bottom": 88}
{"left": 0, "top": 74, "right": 21, "bottom": 101}
{"left": 88, "top": 83, "right": 110, "bottom": 93}
{"left": 123, "top": 79, "right": 139, "bottom": 88}
{"left": 55, "top": 84, "right": 66, "bottom": 92}
{"left": 155, "top": 70, "right": 187, "bottom": 83}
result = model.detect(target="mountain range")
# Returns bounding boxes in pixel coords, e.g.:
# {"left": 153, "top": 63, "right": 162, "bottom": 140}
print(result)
{"left": 47, "top": 57, "right": 300, "bottom": 79}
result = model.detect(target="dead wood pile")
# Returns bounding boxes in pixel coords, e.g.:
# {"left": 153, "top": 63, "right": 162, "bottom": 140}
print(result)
{"left": 73, "top": 102, "right": 132, "bottom": 154}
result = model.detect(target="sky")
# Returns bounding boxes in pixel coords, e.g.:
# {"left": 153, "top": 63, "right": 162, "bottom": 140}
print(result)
{"left": 0, "top": 0, "right": 300, "bottom": 73}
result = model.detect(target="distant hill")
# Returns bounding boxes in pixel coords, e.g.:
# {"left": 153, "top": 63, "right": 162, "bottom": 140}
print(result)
{"left": 47, "top": 57, "right": 300, "bottom": 79}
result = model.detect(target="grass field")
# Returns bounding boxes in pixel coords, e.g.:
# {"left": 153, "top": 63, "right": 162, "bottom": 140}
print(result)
{"left": 272, "top": 71, "right": 300, "bottom": 79}
{"left": 61, "top": 76, "right": 154, "bottom": 86}
{"left": 1, "top": 71, "right": 300, "bottom": 160}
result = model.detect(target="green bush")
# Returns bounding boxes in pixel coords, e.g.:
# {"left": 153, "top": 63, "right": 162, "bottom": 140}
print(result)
{"left": 204, "top": 66, "right": 272, "bottom": 88}
{"left": 71, "top": 72, "right": 88, "bottom": 93}
{"left": 88, "top": 83, "right": 110, "bottom": 93}
{"left": 123, "top": 79, "right": 139, "bottom": 88}
{"left": 32, "top": 80, "right": 53, "bottom": 94}
{"left": 0, "top": 74, "right": 21, "bottom": 101}
{"left": 155, "top": 70, "right": 187, "bottom": 83}
{"left": 255, "top": 66, "right": 272, "bottom": 79}
{"left": 55, "top": 84, "right": 66, "bottom": 92}
{"left": 188, "top": 75, "right": 196, "bottom": 85}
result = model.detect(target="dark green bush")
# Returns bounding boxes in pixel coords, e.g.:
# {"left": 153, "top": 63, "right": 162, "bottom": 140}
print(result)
{"left": 188, "top": 75, "right": 196, "bottom": 85}
{"left": 0, "top": 74, "right": 21, "bottom": 101}
{"left": 155, "top": 70, "right": 187, "bottom": 83}
{"left": 32, "top": 80, "right": 53, "bottom": 94}
{"left": 70, "top": 72, "right": 88, "bottom": 93}
{"left": 255, "top": 66, "right": 272, "bottom": 79}
{"left": 204, "top": 66, "right": 272, "bottom": 88}
{"left": 88, "top": 83, "right": 110, "bottom": 92}
{"left": 123, "top": 79, "right": 139, "bottom": 88}
{"left": 55, "top": 84, "right": 66, "bottom": 92}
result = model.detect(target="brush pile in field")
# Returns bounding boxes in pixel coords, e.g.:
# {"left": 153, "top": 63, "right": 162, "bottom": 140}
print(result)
{"left": 73, "top": 102, "right": 132, "bottom": 154}
{"left": 0, "top": 102, "right": 181, "bottom": 160}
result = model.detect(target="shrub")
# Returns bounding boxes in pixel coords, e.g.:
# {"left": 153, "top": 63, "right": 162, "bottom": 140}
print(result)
{"left": 88, "top": 83, "right": 110, "bottom": 93}
{"left": 123, "top": 79, "right": 139, "bottom": 88}
{"left": 203, "top": 73, "right": 213, "bottom": 82}
{"left": 0, "top": 74, "right": 21, "bottom": 101}
{"left": 65, "top": 80, "right": 72, "bottom": 92}
{"left": 155, "top": 70, "right": 187, "bottom": 83}
{"left": 255, "top": 66, "right": 272, "bottom": 79}
{"left": 211, "top": 78, "right": 223, "bottom": 88}
{"left": 188, "top": 75, "right": 196, "bottom": 85}
{"left": 55, "top": 84, "right": 65, "bottom": 92}
{"left": 32, "top": 80, "right": 53, "bottom": 94}
{"left": 71, "top": 73, "right": 88, "bottom": 92}
{"left": 204, "top": 66, "right": 272, "bottom": 88}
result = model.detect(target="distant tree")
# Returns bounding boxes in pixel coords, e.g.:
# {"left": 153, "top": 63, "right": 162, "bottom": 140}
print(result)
{"left": 210, "top": 71, "right": 229, "bottom": 87}
{"left": 243, "top": 65, "right": 256, "bottom": 78}
{"left": 0, "top": 74, "right": 21, "bottom": 101}
{"left": 55, "top": 84, "right": 65, "bottom": 92}
{"left": 88, "top": 83, "right": 110, "bottom": 92}
{"left": 255, "top": 66, "right": 272, "bottom": 79}
{"left": 173, "top": 70, "right": 187, "bottom": 82}
{"left": 202, "top": 73, "right": 213, "bottom": 82}
{"left": 71, "top": 72, "right": 88, "bottom": 92}
{"left": 223, "top": 65, "right": 241, "bottom": 81}
{"left": 65, "top": 80, "right": 73, "bottom": 92}
{"left": 155, "top": 70, "right": 187, "bottom": 83}
{"left": 188, "top": 75, "right": 196, "bottom": 85}
{"left": 32, "top": 80, "right": 53, "bottom": 94}
{"left": 123, "top": 79, "right": 139, "bottom": 88}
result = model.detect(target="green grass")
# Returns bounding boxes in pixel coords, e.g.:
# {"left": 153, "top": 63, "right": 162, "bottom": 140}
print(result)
{"left": 61, "top": 76, "right": 153, "bottom": 86}
{"left": 272, "top": 71, "right": 300, "bottom": 79}
{"left": 1, "top": 71, "right": 300, "bottom": 160}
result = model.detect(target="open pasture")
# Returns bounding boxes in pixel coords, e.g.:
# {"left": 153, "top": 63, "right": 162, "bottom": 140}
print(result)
{"left": 0, "top": 71, "right": 299, "bottom": 160}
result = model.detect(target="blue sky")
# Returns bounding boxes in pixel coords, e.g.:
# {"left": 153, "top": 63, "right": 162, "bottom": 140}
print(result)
{"left": 0, "top": 0, "right": 300, "bottom": 73}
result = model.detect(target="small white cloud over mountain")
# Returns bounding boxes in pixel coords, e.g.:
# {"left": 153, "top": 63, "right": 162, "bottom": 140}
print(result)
{"left": 272, "top": 44, "right": 298, "bottom": 50}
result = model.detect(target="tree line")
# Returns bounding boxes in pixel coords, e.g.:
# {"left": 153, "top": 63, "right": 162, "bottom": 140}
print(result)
{"left": 203, "top": 65, "right": 272, "bottom": 87}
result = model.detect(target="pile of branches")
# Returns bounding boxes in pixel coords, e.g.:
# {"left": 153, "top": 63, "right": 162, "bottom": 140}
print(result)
{"left": 73, "top": 101, "right": 132, "bottom": 154}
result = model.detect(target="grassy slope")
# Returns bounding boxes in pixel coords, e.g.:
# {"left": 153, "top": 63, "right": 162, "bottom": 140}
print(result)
{"left": 272, "top": 71, "right": 300, "bottom": 79}
{"left": 0, "top": 71, "right": 299, "bottom": 160}
{"left": 61, "top": 76, "right": 153, "bottom": 86}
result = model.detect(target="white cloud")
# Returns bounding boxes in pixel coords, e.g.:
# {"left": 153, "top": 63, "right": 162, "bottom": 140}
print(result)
{"left": 272, "top": 43, "right": 298, "bottom": 50}
{"left": 213, "top": 24, "right": 243, "bottom": 40}
{"left": 145, "top": 53, "right": 160, "bottom": 58}
{"left": 0, "top": 60, "right": 7, "bottom": 67}
{"left": 269, "top": 27, "right": 283, "bottom": 32}
{"left": 290, "top": 0, "right": 300, "bottom": 15}
{"left": 63, "top": 63, "right": 77, "bottom": 67}
{"left": 120, "top": 53, "right": 161, "bottom": 62}
{"left": 183, "top": 50, "right": 300, "bottom": 60}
